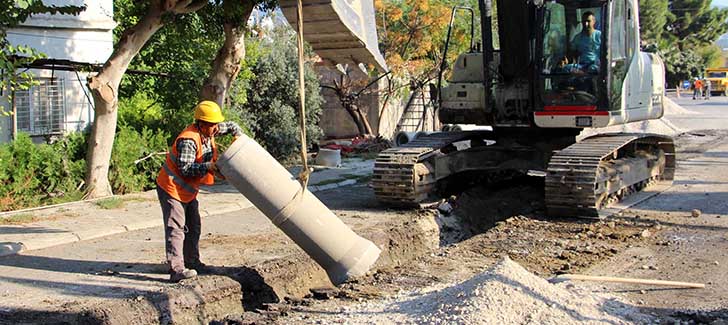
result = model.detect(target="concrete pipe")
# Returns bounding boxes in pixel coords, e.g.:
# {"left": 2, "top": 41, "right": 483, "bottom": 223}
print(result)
{"left": 217, "top": 135, "right": 381, "bottom": 285}
{"left": 415, "top": 131, "right": 437, "bottom": 139}
{"left": 394, "top": 131, "right": 417, "bottom": 146}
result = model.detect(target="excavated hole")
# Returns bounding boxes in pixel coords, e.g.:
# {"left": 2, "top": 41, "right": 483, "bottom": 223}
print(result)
{"left": 435, "top": 174, "right": 546, "bottom": 246}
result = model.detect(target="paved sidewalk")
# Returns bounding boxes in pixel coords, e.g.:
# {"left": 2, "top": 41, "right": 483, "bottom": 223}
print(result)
{"left": 0, "top": 158, "right": 374, "bottom": 257}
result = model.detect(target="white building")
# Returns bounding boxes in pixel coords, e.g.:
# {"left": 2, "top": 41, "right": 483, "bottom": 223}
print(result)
{"left": 0, "top": 0, "right": 115, "bottom": 143}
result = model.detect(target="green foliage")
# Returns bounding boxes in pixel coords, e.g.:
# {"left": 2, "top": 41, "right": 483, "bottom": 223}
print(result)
{"left": 0, "top": 133, "right": 85, "bottom": 211}
{"left": 0, "top": 126, "right": 168, "bottom": 211}
{"left": 118, "top": 92, "right": 165, "bottom": 131}
{"left": 238, "top": 28, "right": 323, "bottom": 159}
{"left": 638, "top": 0, "right": 668, "bottom": 45}
{"left": 110, "top": 126, "right": 169, "bottom": 194}
{"left": 0, "top": 43, "right": 44, "bottom": 116}
{"left": 94, "top": 197, "right": 124, "bottom": 209}
{"left": 0, "top": 213, "right": 36, "bottom": 225}
{"left": 0, "top": 1, "right": 85, "bottom": 117}
{"left": 639, "top": 0, "right": 728, "bottom": 84}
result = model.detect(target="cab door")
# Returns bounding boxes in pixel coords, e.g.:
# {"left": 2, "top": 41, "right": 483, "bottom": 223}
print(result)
{"left": 608, "top": 0, "right": 628, "bottom": 113}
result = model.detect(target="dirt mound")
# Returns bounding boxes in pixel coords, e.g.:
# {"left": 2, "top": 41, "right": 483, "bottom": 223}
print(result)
{"left": 406, "top": 257, "right": 649, "bottom": 324}
{"left": 663, "top": 97, "right": 697, "bottom": 115}
{"left": 302, "top": 258, "right": 652, "bottom": 324}
{"left": 578, "top": 97, "right": 691, "bottom": 140}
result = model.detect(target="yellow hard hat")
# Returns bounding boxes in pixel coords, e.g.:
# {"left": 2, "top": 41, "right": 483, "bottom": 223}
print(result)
{"left": 194, "top": 101, "right": 225, "bottom": 123}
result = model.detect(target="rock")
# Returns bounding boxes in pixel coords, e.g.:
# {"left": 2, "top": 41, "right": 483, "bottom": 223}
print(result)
{"left": 714, "top": 261, "right": 720, "bottom": 266}
{"left": 648, "top": 265, "right": 658, "bottom": 270}
{"left": 691, "top": 209, "right": 702, "bottom": 218}
{"left": 607, "top": 222, "right": 616, "bottom": 228}
{"left": 639, "top": 290, "right": 647, "bottom": 294}
{"left": 641, "top": 229, "right": 652, "bottom": 238}
{"left": 438, "top": 202, "right": 454, "bottom": 214}
{"left": 641, "top": 265, "right": 650, "bottom": 270}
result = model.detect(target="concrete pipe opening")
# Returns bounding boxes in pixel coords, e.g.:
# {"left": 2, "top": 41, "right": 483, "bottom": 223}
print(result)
{"left": 395, "top": 131, "right": 417, "bottom": 147}
{"left": 217, "top": 135, "right": 381, "bottom": 285}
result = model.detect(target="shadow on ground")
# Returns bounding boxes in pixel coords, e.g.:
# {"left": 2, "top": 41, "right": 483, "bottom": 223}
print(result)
{"left": 0, "top": 254, "right": 278, "bottom": 324}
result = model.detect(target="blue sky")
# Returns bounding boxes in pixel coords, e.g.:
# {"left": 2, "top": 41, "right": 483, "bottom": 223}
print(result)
{"left": 714, "top": 0, "right": 728, "bottom": 7}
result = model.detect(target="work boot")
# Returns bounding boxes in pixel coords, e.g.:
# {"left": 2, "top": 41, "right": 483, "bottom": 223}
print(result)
{"left": 185, "top": 261, "right": 212, "bottom": 274}
{"left": 170, "top": 268, "right": 197, "bottom": 282}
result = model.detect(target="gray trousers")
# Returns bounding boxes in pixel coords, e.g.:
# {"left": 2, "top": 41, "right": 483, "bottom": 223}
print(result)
{"left": 156, "top": 186, "right": 201, "bottom": 273}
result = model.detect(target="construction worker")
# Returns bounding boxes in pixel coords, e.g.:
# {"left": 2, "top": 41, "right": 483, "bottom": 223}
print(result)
{"left": 156, "top": 100, "right": 243, "bottom": 282}
{"left": 704, "top": 78, "right": 711, "bottom": 100}
{"left": 693, "top": 77, "right": 703, "bottom": 100}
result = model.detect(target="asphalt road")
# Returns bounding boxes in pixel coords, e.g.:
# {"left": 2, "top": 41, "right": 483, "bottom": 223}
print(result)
{"left": 668, "top": 93, "right": 728, "bottom": 131}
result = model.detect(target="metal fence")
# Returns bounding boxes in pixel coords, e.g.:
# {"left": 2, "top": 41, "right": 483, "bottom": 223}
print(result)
{"left": 15, "top": 78, "right": 66, "bottom": 136}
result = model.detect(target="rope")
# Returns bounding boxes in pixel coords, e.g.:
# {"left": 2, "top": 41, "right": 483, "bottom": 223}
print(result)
{"left": 295, "top": 0, "right": 311, "bottom": 190}
{"left": 268, "top": 0, "right": 310, "bottom": 227}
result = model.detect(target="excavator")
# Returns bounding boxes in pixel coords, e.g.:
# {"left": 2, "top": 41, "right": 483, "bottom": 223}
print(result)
{"left": 281, "top": 0, "right": 675, "bottom": 218}
{"left": 371, "top": 0, "right": 675, "bottom": 218}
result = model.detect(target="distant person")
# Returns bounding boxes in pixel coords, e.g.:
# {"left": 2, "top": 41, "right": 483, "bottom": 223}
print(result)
{"left": 693, "top": 78, "right": 703, "bottom": 100}
{"left": 571, "top": 11, "right": 602, "bottom": 73}
{"left": 704, "top": 79, "right": 711, "bottom": 100}
{"left": 156, "top": 101, "right": 243, "bottom": 282}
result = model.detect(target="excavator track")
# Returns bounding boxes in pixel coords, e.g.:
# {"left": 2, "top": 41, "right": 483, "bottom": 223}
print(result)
{"left": 372, "top": 132, "right": 485, "bottom": 205}
{"left": 545, "top": 134, "right": 675, "bottom": 218}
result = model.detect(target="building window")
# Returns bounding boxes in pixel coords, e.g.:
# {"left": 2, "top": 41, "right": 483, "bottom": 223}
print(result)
{"left": 15, "top": 78, "right": 66, "bottom": 136}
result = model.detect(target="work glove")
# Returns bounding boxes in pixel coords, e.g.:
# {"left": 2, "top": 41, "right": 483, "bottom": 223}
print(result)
{"left": 210, "top": 162, "right": 226, "bottom": 180}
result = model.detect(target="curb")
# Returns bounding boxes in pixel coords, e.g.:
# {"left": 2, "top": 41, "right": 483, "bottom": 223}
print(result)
{"left": 0, "top": 202, "right": 254, "bottom": 257}
{"left": 0, "top": 178, "right": 367, "bottom": 258}
{"left": 307, "top": 178, "right": 362, "bottom": 193}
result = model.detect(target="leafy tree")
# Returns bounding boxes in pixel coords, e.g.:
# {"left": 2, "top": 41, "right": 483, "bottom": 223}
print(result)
{"left": 376, "top": 0, "right": 478, "bottom": 82}
{"left": 240, "top": 27, "right": 323, "bottom": 159}
{"left": 86, "top": 0, "right": 284, "bottom": 198}
{"left": 638, "top": 0, "right": 668, "bottom": 45}
{"left": 640, "top": 0, "right": 728, "bottom": 84}
{"left": 84, "top": 0, "right": 209, "bottom": 198}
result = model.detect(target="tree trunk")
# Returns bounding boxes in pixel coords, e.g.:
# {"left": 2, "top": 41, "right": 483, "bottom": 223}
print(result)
{"left": 200, "top": 1, "right": 254, "bottom": 105}
{"left": 353, "top": 104, "right": 373, "bottom": 136}
{"left": 342, "top": 102, "right": 366, "bottom": 135}
{"left": 85, "top": 0, "right": 206, "bottom": 198}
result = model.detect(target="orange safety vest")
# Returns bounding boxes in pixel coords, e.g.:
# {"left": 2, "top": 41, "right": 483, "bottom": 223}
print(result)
{"left": 156, "top": 124, "right": 217, "bottom": 203}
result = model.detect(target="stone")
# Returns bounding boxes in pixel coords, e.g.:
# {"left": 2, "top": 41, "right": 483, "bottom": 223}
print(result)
{"left": 714, "top": 261, "right": 720, "bottom": 266}
{"left": 639, "top": 290, "right": 647, "bottom": 294}
{"left": 691, "top": 209, "right": 702, "bottom": 218}
{"left": 641, "top": 229, "right": 652, "bottom": 238}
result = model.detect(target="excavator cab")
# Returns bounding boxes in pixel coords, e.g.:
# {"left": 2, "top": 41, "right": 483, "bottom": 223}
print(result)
{"left": 535, "top": 0, "right": 666, "bottom": 129}
{"left": 538, "top": 1, "right": 607, "bottom": 109}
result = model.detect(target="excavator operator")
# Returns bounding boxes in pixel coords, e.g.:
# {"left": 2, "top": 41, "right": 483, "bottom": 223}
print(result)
{"left": 570, "top": 11, "right": 602, "bottom": 74}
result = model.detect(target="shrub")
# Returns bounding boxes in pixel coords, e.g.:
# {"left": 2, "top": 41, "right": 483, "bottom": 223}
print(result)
{"left": 235, "top": 29, "right": 324, "bottom": 159}
{"left": 0, "top": 125, "right": 169, "bottom": 211}
{"left": 109, "top": 125, "right": 170, "bottom": 194}
{"left": 0, "top": 133, "right": 85, "bottom": 211}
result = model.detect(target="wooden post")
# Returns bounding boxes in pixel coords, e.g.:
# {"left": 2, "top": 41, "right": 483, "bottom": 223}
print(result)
{"left": 554, "top": 274, "right": 705, "bottom": 288}
{"left": 11, "top": 89, "right": 16, "bottom": 141}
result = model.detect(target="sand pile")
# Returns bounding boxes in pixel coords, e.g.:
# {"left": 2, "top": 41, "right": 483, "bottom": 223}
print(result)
{"left": 303, "top": 257, "right": 651, "bottom": 324}
{"left": 579, "top": 97, "right": 690, "bottom": 140}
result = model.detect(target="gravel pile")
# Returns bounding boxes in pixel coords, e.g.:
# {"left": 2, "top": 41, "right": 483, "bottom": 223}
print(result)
{"left": 299, "top": 257, "right": 652, "bottom": 324}
{"left": 579, "top": 97, "right": 687, "bottom": 140}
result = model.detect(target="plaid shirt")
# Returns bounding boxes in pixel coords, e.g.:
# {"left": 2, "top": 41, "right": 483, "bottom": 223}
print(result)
{"left": 177, "top": 122, "right": 243, "bottom": 177}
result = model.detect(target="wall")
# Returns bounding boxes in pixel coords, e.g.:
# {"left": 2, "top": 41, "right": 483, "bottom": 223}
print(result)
{"left": 1, "top": 0, "right": 115, "bottom": 143}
